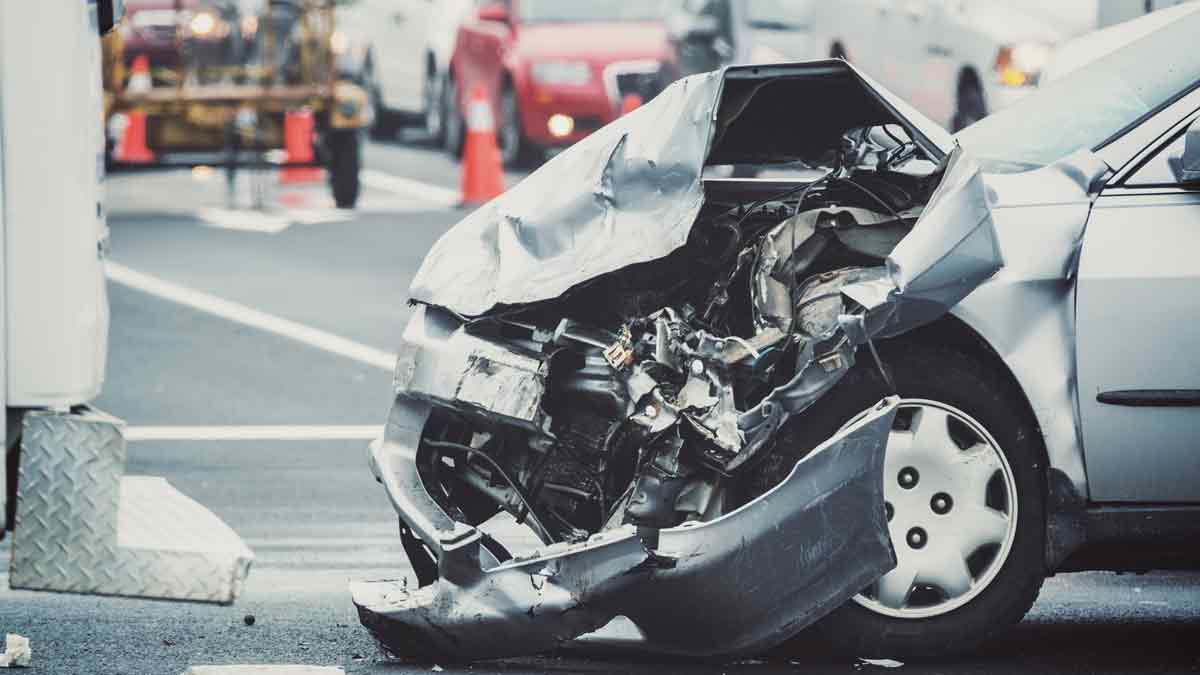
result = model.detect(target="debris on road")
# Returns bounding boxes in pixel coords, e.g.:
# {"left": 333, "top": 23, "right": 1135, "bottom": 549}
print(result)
{"left": 0, "top": 634, "right": 31, "bottom": 668}
{"left": 856, "top": 657, "right": 905, "bottom": 669}
{"left": 244, "top": 614, "right": 257, "bottom": 627}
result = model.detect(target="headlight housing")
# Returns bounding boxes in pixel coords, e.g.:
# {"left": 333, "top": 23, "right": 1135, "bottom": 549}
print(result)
{"left": 530, "top": 61, "right": 592, "bottom": 87}
{"left": 994, "top": 42, "right": 1051, "bottom": 87}
{"left": 188, "top": 10, "right": 231, "bottom": 39}
{"left": 330, "top": 29, "right": 349, "bottom": 55}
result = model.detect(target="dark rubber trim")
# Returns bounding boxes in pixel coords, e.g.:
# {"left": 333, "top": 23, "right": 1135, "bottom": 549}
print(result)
{"left": 1097, "top": 389, "right": 1200, "bottom": 407}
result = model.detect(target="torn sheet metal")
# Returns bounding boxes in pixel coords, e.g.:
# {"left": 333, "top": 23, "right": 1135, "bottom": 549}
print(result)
{"left": 409, "top": 61, "right": 954, "bottom": 319}
{"left": 409, "top": 71, "right": 720, "bottom": 317}
{"left": 354, "top": 398, "right": 898, "bottom": 661}
{"left": 393, "top": 305, "right": 549, "bottom": 428}
{"left": 840, "top": 147, "right": 1003, "bottom": 340}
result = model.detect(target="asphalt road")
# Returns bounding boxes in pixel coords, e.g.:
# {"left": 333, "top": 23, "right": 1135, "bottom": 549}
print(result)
{"left": 2, "top": 134, "right": 1200, "bottom": 674}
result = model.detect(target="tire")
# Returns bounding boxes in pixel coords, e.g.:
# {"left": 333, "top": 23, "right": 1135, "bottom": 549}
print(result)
{"left": 366, "top": 58, "right": 399, "bottom": 142}
{"left": 766, "top": 341, "right": 1046, "bottom": 660}
{"left": 498, "top": 83, "right": 536, "bottom": 168}
{"left": 951, "top": 77, "right": 987, "bottom": 132}
{"left": 442, "top": 71, "right": 465, "bottom": 158}
{"left": 326, "top": 128, "right": 361, "bottom": 209}
{"left": 424, "top": 67, "right": 447, "bottom": 145}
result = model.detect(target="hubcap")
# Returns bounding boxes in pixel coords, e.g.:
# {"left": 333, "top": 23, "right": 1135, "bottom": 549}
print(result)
{"left": 853, "top": 399, "right": 1018, "bottom": 619}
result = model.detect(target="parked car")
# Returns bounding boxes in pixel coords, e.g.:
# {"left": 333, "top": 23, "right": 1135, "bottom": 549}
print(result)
{"left": 446, "top": 0, "right": 675, "bottom": 166}
{"left": 120, "top": 0, "right": 245, "bottom": 84}
{"left": 667, "top": 0, "right": 817, "bottom": 76}
{"left": 1042, "top": 2, "right": 1188, "bottom": 83}
{"left": 1096, "top": 0, "right": 1193, "bottom": 27}
{"left": 332, "top": 0, "right": 473, "bottom": 141}
{"left": 810, "top": 0, "right": 1099, "bottom": 130}
{"left": 355, "top": 4, "right": 1200, "bottom": 661}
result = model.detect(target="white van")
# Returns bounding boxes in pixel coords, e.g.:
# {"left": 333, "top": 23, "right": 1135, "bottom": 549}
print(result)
{"left": 810, "top": 0, "right": 1099, "bottom": 130}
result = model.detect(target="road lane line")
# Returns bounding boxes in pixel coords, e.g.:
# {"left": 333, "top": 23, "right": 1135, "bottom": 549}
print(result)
{"left": 180, "top": 662, "right": 345, "bottom": 667}
{"left": 360, "top": 169, "right": 461, "bottom": 207}
{"left": 124, "top": 424, "right": 384, "bottom": 442}
{"left": 105, "top": 262, "right": 395, "bottom": 371}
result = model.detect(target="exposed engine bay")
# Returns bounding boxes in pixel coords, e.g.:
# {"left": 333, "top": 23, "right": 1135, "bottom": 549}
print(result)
{"left": 427, "top": 156, "right": 932, "bottom": 542}
{"left": 354, "top": 61, "right": 1002, "bottom": 661}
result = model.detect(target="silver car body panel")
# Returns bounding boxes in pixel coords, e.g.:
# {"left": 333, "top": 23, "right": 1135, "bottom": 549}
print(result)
{"left": 950, "top": 150, "right": 1112, "bottom": 502}
{"left": 1076, "top": 186, "right": 1200, "bottom": 501}
{"left": 354, "top": 398, "right": 899, "bottom": 660}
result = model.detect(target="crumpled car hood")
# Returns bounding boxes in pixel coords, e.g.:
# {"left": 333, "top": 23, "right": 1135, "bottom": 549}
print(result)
{"left": 409, "top": 61, "right": 956, "bottom": 318}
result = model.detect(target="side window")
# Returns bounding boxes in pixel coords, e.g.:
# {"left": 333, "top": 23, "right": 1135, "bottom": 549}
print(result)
{"left": 1127, "top": 127, "right": 1190, "bottom": 186}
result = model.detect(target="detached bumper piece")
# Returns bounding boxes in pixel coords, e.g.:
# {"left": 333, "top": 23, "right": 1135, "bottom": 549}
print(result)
{"left": 352, "top": 397, "right": 898, "bottom": 661}
{"left": 9, "top": 408, "right": 253, "bottom": 603}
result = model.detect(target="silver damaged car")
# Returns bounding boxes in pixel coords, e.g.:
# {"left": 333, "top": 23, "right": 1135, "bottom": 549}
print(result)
{"left": 354, "top": 5, "right": 1200, "bottom": 661}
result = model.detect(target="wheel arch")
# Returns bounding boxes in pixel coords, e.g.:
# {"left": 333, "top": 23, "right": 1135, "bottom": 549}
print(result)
{"left": 890, "top": 313, "right": 1047, "bottom": 469}
{"left": 890, "top": 312, "right": 1087, "bottom": 573}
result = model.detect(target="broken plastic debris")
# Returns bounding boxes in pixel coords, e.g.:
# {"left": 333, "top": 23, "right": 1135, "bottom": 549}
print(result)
{"left": 0, "top": 634, "right": 31, "bottom": 668}
{"left": 856, "top": 657, "right": 904, "bottom": 669}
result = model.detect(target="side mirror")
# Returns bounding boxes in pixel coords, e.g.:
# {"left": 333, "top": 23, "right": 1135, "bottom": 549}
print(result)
{"left": 1180, "top": 118, "right": 1200, "bottom": 184}
{"left": 97, "top": 0, "right": 126, "bottom": 36}
{"left": 477, "top": 3, "right": 510, "bottom": 23}
{"left": 668, "top": 13, "right": 720, "bottom": 42}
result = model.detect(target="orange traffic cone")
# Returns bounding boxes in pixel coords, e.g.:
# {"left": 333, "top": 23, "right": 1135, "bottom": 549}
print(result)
{"left": 459, "top": 85, "right": 505, "bottom": 206}
{"left": 280, "top": 108, "right": 324, "bottom": 184}
{"left": 620, "top": 93, "right": 643, "bottom": 116}
{"left": 115, "top": 55, "right": 154, "bottom": 163}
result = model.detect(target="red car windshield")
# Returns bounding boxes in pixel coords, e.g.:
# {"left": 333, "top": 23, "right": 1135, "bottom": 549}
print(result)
{"left": 518, "top": 0, "right": 667, "bottom": 23}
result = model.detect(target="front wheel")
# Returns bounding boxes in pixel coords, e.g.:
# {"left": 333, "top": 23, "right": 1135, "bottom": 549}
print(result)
{"left": 423, "top": 68, "right": 447, "bottom": 145}
{"left": 772, "top": 342, "right": 1047, "bottom": 659}
{"left": 326, "top": 128, "right": 361, "bottom": 209}
{"left": 951, "top": 78, "right": 987, "bottom": 132}
{"left": 442, "top": 72, "right": 465, "bottom": 158}
{"left": 498, "top": 84, "right": 537, "bottom": 168}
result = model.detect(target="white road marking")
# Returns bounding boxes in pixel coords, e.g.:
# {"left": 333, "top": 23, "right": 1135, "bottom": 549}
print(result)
{"left": 105, "top": 262, "right": 395, "bottom": 371}
{"left": 361, "top": 169, "right": 461, "bottom": 208}
{"left": 198, "top": 208, "right": 293, "bottom": 233}
{"left": 124, "top": 424, "right": 383, "bottom": 442}
{"left": 180, "top": 662, "right": 345, "bottom": 667}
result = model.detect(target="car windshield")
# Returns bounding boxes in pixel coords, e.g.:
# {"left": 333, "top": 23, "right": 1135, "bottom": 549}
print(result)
{"left": 744, "top": 0, "right": 813, "bottom": 30}
{"left": 518, "top": 0, "right": 667, "bottom": 23}
{"left": 956, "top": 6, "right": 1200, "bottom": 172}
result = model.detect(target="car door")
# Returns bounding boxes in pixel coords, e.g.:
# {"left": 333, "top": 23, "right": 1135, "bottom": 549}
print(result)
{"left": 904, "top": 0, "right": 958, "bottom": 126}
{"left": 731, "top": 0, "right": 816, "bottom": 63}
{"left": 368, "top": 0, "right": 431, "bottom": 114}
{"left": 1076, "top": 112, "right": 1200, "bottom": 502}
{"left": 825, "top": 0, "right": 902, "bottom": 89}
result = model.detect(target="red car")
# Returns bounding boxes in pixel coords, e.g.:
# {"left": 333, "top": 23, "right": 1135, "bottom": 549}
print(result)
{"left": 445, "top": 0, "right": 673, "bottom": 166}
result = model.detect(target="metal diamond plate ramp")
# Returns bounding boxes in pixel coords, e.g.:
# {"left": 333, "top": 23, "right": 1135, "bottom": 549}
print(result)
{"left": 9, "top": 407, "right": 253, "bottom": 603}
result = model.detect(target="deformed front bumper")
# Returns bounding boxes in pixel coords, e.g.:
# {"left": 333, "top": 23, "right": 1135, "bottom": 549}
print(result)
{"left": 353, "top": 366, "right": 898, "bottom": 660}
